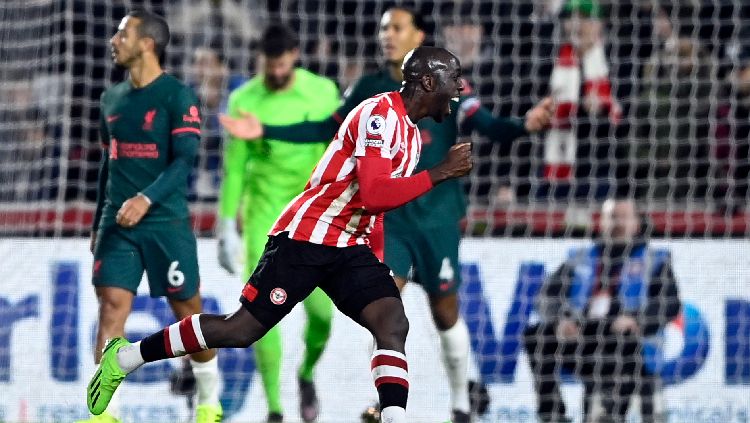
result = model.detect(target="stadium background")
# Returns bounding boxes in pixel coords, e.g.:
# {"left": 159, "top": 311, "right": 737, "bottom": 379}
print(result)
{"left": 1, "top": 0, "right": 749, "bottom": 422}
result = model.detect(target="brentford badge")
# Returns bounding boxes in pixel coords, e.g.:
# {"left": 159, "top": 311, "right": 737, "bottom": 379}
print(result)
{"left": 270, "top": 287, "right": 287, "bottom": 305}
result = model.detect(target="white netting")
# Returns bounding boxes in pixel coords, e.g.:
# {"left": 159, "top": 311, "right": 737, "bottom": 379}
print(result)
{"left": 0, "top": 1, "right": 749, "bottom": 423}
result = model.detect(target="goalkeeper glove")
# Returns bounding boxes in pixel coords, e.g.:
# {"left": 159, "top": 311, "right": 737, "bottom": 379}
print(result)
{"left": 217, "top": 217, "right": 243, "bottom": 275}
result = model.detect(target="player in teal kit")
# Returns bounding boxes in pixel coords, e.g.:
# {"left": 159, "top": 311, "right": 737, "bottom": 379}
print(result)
{"left": 85, "top": 10, "right": 222, "bottom": 423}
{"left": 220, "top": 7, "right": 553, "bottom": 423}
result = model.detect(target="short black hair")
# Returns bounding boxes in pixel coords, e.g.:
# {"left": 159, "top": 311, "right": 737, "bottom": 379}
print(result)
{"left": 385, "top": 5, "right": 426, "bottom": 32}
{"left": 127, "top": 9, "right": 170, "bottom": 57}
{"left": 260, "top": 24, "right": 299, "bottom": 58}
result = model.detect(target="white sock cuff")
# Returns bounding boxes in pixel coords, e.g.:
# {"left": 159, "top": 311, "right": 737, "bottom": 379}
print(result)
{"left": 380, "top": 406, "right": 407, "bottom": 422}
{"left": 190, "top": 355, "right": 218, "bottom": 370}
{"left": 372, "top": 349, "right": 407, "bottom": 361}
{"left": 439, "top": 318, "right": 470, "bottom": 349}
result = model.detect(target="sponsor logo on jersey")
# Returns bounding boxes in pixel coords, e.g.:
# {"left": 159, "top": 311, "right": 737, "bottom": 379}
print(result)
{"left": 366, "top": 115, "right": 386, "bottom": 135}
{"left": 270, "top": 287, "right": 287, "bottom": 305}
{"left": 182, "top": 105, "right": 201, "bottom": 123}
{"left": 142, "top": 109, "right": 157, "bottom": 131}
{"left": 364, "top": 138, "right": 384, "bottom": 148}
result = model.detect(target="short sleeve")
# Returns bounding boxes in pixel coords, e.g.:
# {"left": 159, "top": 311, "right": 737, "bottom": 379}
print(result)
{"left": 353, "top": 100, "right": 399, "bottom": 159}
{"left": 168, "top": 86, "right": 202, "bottom": 138}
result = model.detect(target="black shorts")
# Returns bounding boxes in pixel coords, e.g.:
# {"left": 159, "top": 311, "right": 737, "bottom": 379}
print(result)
{"left": 239, "top": 233, "right": 401, "bottom": 328}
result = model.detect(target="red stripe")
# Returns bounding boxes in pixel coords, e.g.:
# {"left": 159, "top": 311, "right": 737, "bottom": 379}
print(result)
{"left": 178, "top": 316, "right": 201, "bottom": 353}
{"left": 163, "top": 328, "right": 173, "bottom": 358}
{"left": 295, "top": 181, "right": 352, "bottom": 241}
{"left": 374, "top": 376, "right": 409, "bottom": 389}
{"left": 322, "top": 183, "right": 360, "bottom": 245}
{"left": 463, "top": 101, "right": 481, "bottom": 118}
{"left": 557, "top": 44, "right": 577, "bottom": 67}
{"left": 544, "top": 164, "right": 573, "bottom": 180}
{"left": 371, "top": 354, "right": 408, "bottom": 371}
{"left": 171, "top": 127, "right": 201, "bottom": 135}
{"left": 271, "top": 184, "right": 327, "bottom": 234}
{"left": 333, "top": 112, "right": 344, "bottom": 124}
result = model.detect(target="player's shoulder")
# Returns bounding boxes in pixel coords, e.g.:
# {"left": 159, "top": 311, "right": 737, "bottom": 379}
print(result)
{"left": 158, "top": 74, "right": 199, "bottom": 102}
{"left": 353, "top": 70, "right": 387, "bottom": 88}
{"left": 295, "top": 68, "right": 339, "bottom": 96}
{"left": 101, "top": 81, "right": 130, "bottom": 101}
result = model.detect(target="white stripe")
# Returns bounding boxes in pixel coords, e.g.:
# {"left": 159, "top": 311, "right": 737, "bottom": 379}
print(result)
{"left": 310, "top": 136, "right": 344, "bottom": 187}
{"left": 191, "top": 315, "right": 207, "bottom": 350}
{"left": 404, "top": 127, "right": 421, "bottom": 176}
{"left": 335, "top": 157, "right": 356, "bottom": 181}
{"left": 353, "top": 102, "right": 379, "bottom": 157}
{"left": 380, "top": 108, "right": 399, "bottom": 158}
{"left": 286, "top": 184, "right": 330, "bottom": 235}
{"left": 336, "top": 207, "right": 363, "bottom": 247}
{"left": 271, "top": 190, "right": 306, "bottom": 234}
{"left": 550, "top": 66, "right": 580, "bottom": 103}
{"left": 309, "top": 181, "right": 358, "bottom": 244}
{"left": 168, "top": 323, "right": 185, "bottom": 356}
{"left": 371, "top": 365, "right": 409, "bottom": 381}
{"left": 582, "top": 44, "right": 609, "bottom": 79}
{"left": 372, "top": 349, "right": 407, "bottom": 361}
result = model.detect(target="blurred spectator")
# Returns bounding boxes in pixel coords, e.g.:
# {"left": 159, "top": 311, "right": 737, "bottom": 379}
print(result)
{"left": 713, "top": 56, "right": 750, "bottom": 215}
{"left": 524, "top": 198, "right": 682, "bottom": 423}
{"left": 187, "top": 46, "right": 245, "bottom": 199}
{"left": 636, "top": 29, "right": 715, "bottom": 200}
{"left": 0, "top": 79, "right": 60, "bottom": 202}
{"left": 543, "top": 0, "right": 621, "bottom": 197}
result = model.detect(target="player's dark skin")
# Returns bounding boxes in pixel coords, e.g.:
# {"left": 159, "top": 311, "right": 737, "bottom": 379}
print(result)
{"left": 195, "top": 46, "right": 472, "bottom": 355}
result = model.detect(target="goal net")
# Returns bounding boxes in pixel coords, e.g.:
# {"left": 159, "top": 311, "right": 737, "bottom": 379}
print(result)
{"left": 0, "top": 1, "right": 748, "bottom": 422}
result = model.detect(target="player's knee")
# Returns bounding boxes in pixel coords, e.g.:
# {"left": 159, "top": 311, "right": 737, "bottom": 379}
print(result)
{"left": 373, "top": 311, "right": 409, "bottom": 350}
{"left": 97, "top": 296, "right": 129, "bottom": 323}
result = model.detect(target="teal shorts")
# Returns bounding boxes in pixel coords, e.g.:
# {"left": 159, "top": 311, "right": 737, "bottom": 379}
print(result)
{"left": 92, "top": 219, "right": 199, "bottom": 300}
{"left": 384, "top": 222, "right": 462, "bottom": 297}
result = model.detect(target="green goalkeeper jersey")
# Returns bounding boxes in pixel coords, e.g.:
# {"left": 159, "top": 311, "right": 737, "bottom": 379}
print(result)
{"left": 94, "top": 73, "right": 201, "bottom": 230}
{"left": 263, "top": 67, "right": 528, "bottom": 228}
{"left": 218, "top": 68, "right": 340, "bottom": 221}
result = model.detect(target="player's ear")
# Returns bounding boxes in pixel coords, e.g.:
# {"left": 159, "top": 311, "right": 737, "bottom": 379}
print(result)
{"left": 415, "top": 30, "right": 425, "bottom": 45}
{"left": 289, "top": 47, "right": 300, "bottom": 63}
{"left": 420, "top": 74, "right": 435, "bottom": 92}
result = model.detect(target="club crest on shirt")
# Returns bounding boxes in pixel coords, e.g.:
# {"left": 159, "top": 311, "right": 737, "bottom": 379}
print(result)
{"left": 142, "top": 109, "right": 157, "bottom": 130}
{"left": 366, "top": 114, "right": 386, "bottom": 136}
{"left": 270, "top": 287, "right": 287, "bottom": 305}
{"left": 182, "top": 105, "right": 201, "bottom": 123}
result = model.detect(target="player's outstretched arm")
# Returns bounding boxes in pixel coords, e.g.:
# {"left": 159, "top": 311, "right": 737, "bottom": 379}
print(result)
{"left": 356, "top": 143, "right": 472, "bottom": 214}
{"left": 462, "top": 97, "right": 554, "bottom": 145}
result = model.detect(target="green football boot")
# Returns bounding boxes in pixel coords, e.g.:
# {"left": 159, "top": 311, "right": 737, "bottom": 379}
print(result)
{"left": 87, "top": 337, "right": 129, "bottom": 415}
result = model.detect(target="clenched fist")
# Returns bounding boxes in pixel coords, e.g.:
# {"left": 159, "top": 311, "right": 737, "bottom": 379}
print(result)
{"left": 428, "top": 142, "right": 473, "bottom": 185}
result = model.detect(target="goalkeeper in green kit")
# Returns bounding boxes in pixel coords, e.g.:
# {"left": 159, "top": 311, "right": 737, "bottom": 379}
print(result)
{"left": 220, "top": 7, "right": 554, "bottom": 423}
{"left": 216, "top": 24, "right": 339, "bottom": 423}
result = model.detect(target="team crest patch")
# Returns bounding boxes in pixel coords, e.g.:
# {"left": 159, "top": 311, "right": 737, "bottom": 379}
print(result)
{"left": 270, "top": 287, "right": 287, "bottom": 305}
{"left": 366, "top": 115, "right": 386, "bottom": 135}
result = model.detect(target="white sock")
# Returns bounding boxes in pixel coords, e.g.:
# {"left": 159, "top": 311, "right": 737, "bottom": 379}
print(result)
{"left": 104, "top": 387, "right": 122, "bottom": 418}
{"left": 439, "top": 318, "right": 471, "bottom": 413}
{"left": 380, "top": 406, "right": 407, "bottom": 423}
{"left": 191, "top": 356, "right": 220, "bottom": 405}
{"left": 116, "top": 341, "right": 145, "bottom": 373}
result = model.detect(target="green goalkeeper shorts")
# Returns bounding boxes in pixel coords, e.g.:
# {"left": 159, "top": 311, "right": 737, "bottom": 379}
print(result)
{"left": 92, "top": 219, "right": 200, "bottom": 301}
{"left": 384, "top": 222, "right": 462, "bottom": 297}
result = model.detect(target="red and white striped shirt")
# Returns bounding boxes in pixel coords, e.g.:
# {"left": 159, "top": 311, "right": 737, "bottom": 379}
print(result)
{"left": 271, "top": 91, "right": 423, "bottom": 247}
